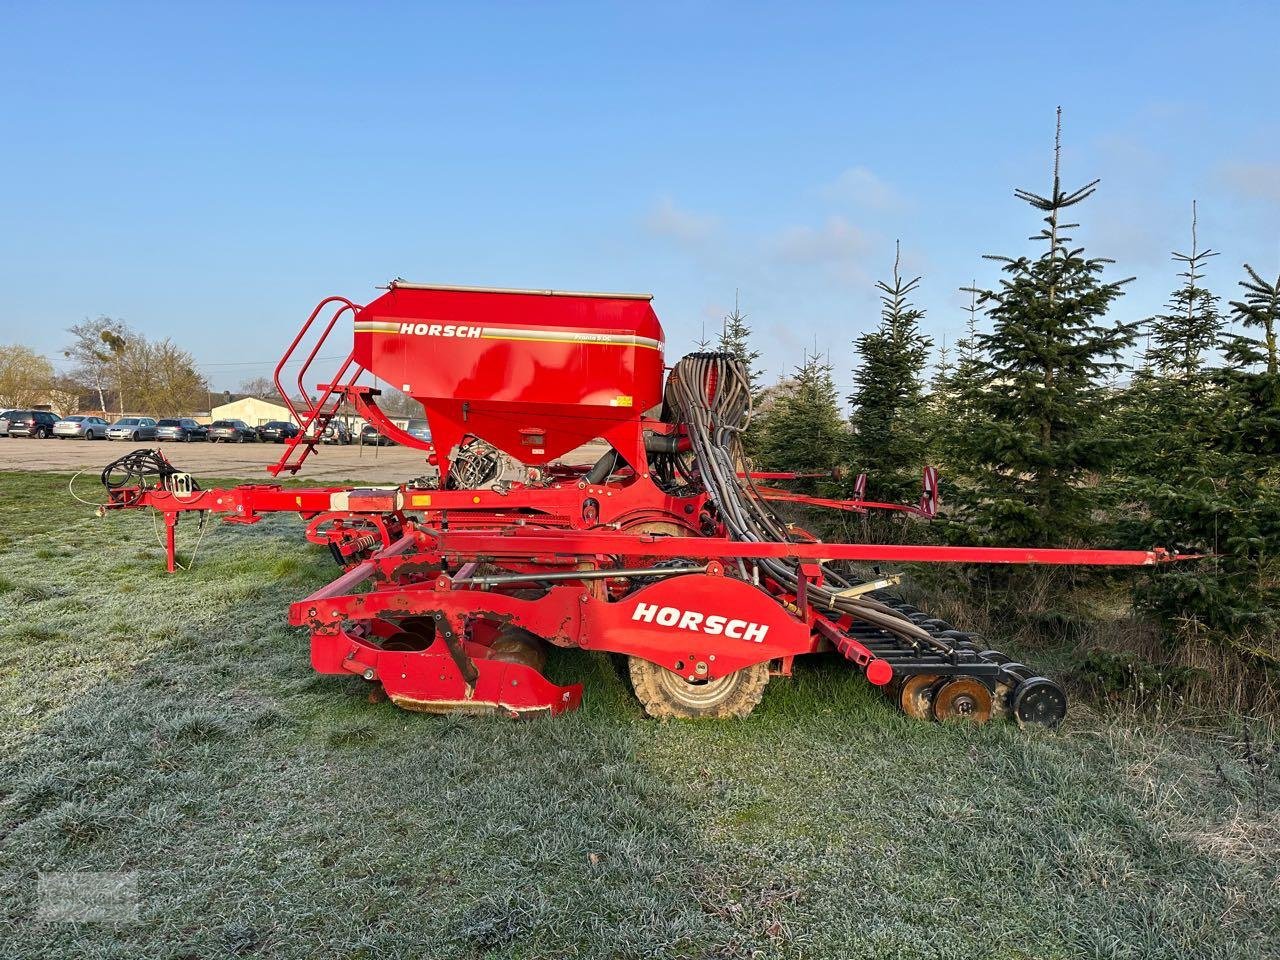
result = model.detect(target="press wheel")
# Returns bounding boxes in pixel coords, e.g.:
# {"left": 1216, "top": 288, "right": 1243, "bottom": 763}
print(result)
{"left": 1013, "top": 677, "right": 1068, "bottom": 729}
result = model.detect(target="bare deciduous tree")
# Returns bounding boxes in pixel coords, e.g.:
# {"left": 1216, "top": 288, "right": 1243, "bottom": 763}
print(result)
{"left": 238, "top": 376, "right": 277, "bottom": 398}
{"left": 125, "top": 339, "right": 209, "bottom": 414}
{"left": 0, "top": 345, "right": 55, "bottom": 408}
{"left": 64, "top": 317, "right": 130, "bottom": 414}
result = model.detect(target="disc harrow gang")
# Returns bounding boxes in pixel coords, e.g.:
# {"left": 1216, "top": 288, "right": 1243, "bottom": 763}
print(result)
{"left": 94, "top": 283, "right": 1192, "bottom": 726}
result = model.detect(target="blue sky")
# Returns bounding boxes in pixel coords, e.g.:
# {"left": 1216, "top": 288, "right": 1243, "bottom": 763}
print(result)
{"left": 2, "top": 1, "right": 1278, "bottom": 392}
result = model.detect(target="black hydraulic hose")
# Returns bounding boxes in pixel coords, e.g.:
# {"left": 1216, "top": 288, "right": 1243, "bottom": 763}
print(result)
{"left": 667, "top": 353, "right": 943, "bottom": 649}
{"left": 585, "top": 448, "right": 626, "bottom": 485}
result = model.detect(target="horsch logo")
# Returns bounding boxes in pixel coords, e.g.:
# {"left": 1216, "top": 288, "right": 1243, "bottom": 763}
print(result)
{"left": 398, "top": 322, "right": 483, "bottom": 338}
{"left": 631, "top": 602, "right": 769, "bottom": 643}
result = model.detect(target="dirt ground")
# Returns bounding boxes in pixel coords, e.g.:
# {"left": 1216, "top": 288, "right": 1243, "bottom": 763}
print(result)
{"left": 0, "top": 435, "right": 605, "bottom": 483}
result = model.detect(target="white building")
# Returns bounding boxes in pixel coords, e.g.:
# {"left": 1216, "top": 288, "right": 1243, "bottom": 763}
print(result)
{"left": 209, "top": 396, "right": 297, "bottom": 426}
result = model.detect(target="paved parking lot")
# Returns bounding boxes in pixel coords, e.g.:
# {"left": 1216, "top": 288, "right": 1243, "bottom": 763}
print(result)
{"left": 1, "top": 435, "right": 434, "bottom": 483}
{"left": 0, "top": 435, "right": 605, "bottom": 483}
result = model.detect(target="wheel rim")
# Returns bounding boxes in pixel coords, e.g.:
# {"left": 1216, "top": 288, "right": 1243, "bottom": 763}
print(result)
{"left": 1013, "top": 678, "right": 1068, "bottom": 729}
{"left": 652, "top": 666, "right": 747, "bottom": 709}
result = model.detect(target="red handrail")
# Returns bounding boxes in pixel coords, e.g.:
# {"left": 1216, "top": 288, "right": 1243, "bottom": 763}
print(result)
{"left": 267, "top": 295, "right": 367, "bottom": 476}
{"left": 272, "top": 296, "right": 361, "bottom": 425}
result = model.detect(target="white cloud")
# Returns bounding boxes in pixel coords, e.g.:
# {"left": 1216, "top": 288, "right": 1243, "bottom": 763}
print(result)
{"left": 774, "top": 213, "right": 871, "bottom": 261}
{"left": 770, "top": 215, "right": 875, "bottom": 287}
{"left": 642, "top": 196, "right": 719, "bottom": 245}
{"left": 1221, "top": 162, "right": 1280, "bottom": 203}
{"left": 819, "top": 166, "right": 901, "bottom": 210}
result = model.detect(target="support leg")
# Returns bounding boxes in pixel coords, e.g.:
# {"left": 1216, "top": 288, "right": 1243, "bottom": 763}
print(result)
{"left": 165, "top": 512, "right": 178, "bottom": 573}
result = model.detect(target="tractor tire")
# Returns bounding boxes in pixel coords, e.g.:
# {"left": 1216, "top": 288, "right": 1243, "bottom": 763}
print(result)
{"left": 628, "top": 656, "right": 769, "bottom": 719}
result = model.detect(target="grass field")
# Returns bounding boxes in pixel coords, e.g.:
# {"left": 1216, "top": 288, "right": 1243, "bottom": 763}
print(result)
{"left": 1, "top": 471, "right": 1277, "bottom": 959}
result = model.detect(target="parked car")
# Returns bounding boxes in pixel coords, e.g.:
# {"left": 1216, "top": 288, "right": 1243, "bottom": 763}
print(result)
{"left": 0, "top": 411, "right": 18, "bottom": 437}
{"left": 360, "top": 424, "right": 396, "bottom": 446}
{"left": 107, "top": 417, "right": 159, "bottom": 441}
{"left": 321, "top": 421, "right": 352, "bottom": 445}
{"left": 155, "top": 418, "right": 208, "bottom": 442}
{"left": 257, "top": 420, "right": 300, "bottom": 443}
{"left": 207, "top": 419, "right": 259, "bottom": 443}
{"left": 5, "top": 410, "right": 60, "bottom": 438}
{"left": 54, "top": 415, "right": 110, "bottom": 440}
{"left": 406, "top": 417, "right": 432, "bottom": 444}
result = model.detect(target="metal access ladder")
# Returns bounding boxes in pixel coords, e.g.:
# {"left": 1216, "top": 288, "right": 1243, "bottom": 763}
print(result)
{"left": 267, "top": 296, "right": 365, "bottom": 477}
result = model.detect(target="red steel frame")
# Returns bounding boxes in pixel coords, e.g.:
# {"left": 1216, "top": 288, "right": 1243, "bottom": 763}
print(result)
{"left": 100, "top": 287, "right": 1192, "bottom": 717}
{"left": 106, "top": 461, "right": 1184, "bottom": 716}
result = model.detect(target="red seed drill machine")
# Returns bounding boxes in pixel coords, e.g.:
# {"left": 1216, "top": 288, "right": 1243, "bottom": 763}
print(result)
{"left": 98, "top": 282, "right": 1184, "bottom": 725}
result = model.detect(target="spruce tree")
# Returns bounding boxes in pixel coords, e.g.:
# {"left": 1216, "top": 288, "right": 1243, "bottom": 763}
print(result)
{"left": 755, "top": 349, "right": 847, "bottom": 492}
{"left": 949, "top": 286, "right": 989, "bottom": 421}
{"left": 930, "top": 286, "right": 991, "bottom": 486}
{"left": 847, "top": 242, "right": 933, "bottom": 503}
{"left": 717, "top": 290, "right": 763, "bottom": 395}
{"left": 962, "top": 108, "right": 1137, "bottom": 546}
{"left": 1118, "top": 204, "right": 1225, "bottom": 475}
{"left": 1131, "top": 304, "right": 1280, "bottom": 663}
{"left": 1145, "top": 201, "right": 1222, "bottom": 381}
{"left": 1226, "top": 264, "right": 1280, "bottom": 375}
{"left": 931, "top": 337, "right": 953, "bottom": 397}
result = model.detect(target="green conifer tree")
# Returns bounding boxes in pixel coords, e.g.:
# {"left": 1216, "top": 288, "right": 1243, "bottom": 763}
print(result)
{"left": 1226, "top": 264, "right": 1280, "bottom": 375}
{"left": 717, "top": 291, "right": 762, "bottom": 395}
{"left": 1145, "top": 201, "right": 1222, "bottom": 381}
{"left": 1116, "top": 204, "right": 1225, "bottom": 478}
{"left": 847, "top": 242, "right": 933, "bottom": 503}
{"left": 942, "top": 284, "right": 990, "bottom": 451}
{"left": 931, "top": 337, "right": 954, "bottom": 397}
{"left": 961, "top": 108, "right": 1137, "bottom": 546}
{"left": 755, "top": 348, "right": 847, "bottom": 492}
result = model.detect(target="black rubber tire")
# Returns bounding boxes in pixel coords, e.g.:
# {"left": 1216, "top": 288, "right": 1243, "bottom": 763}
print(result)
{"left": 131, "top": 431, "right": 139, "bottom": 441}
{"left": 628, "top": 657, "right": 769, "bottom": 719}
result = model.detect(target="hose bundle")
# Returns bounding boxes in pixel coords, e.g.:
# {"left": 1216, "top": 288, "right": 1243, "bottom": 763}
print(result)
{"left": 100, "top": 448, "right": 186, "bottom": 491}
{"left": 665, "top": 353, "right": 944, "bottom": 650}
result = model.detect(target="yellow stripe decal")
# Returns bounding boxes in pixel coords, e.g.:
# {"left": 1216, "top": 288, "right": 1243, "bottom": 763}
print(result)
{"left": 356, "top": 319, "right": 663, "bottom": 350}
{"left": 478, "top": 333, "right": 662, "bottom": 350}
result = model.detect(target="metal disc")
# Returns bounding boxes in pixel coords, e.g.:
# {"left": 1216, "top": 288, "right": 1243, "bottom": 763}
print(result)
{"left": 1013, "top": 677, "right": 1068, "bottom": 729}
{"left": 898, "top": 674, "right": 941, "bottom": 721}
{"left": 932, "top": 678, "right": 993, "bottom": 723}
